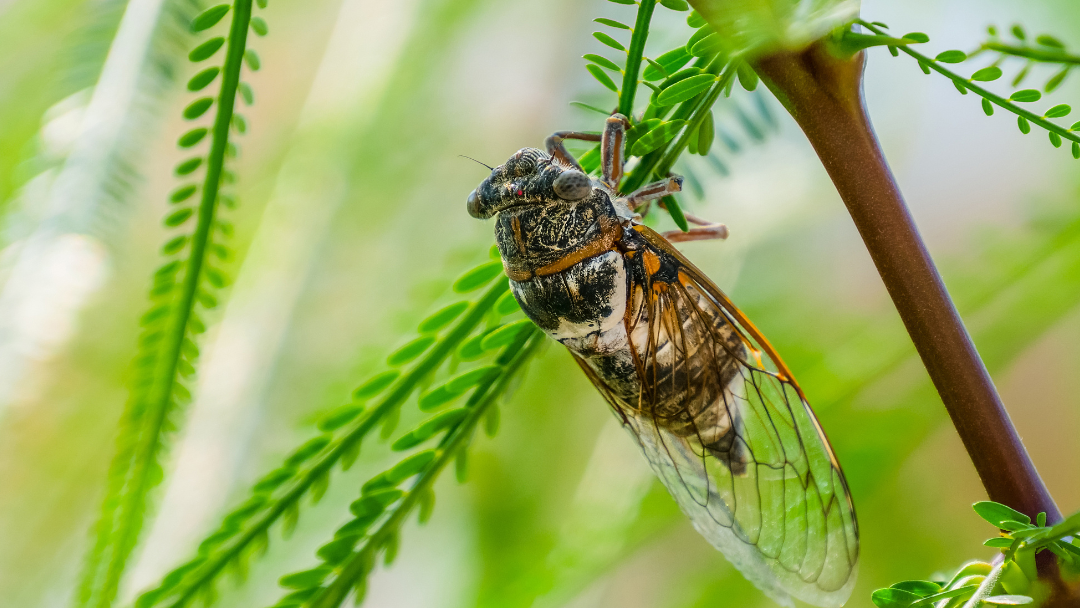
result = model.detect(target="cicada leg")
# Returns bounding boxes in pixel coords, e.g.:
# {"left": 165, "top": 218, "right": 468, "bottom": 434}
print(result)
{"left": 623, "top": 176, "right": 684, "bottom": 212}
{"left": 545, "top": 131, "right": 601, "bottom": 173}
{"left": 660, "top": 202, "right": 729, "bottom": 242}
{"left": 601, "top": 114, "right": 630, "bottom": 188}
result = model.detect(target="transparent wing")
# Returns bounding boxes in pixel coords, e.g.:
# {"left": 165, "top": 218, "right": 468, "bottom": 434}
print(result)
{"left": 574, "top": 227, "right": 858, "bottom": 608}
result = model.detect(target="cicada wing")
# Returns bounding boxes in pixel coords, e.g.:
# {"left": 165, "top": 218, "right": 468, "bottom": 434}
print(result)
{"left": 572, "top": 226, "right": 858, "bottom": 608}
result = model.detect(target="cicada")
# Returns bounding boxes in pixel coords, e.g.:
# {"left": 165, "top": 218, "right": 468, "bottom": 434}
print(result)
{"left": 466, "top": 115, "right": 858, "bottom": 607}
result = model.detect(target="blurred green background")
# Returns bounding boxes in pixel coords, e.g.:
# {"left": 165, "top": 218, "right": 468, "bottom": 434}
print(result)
{"left": 0, "top": 0, "right": 1078, "bottom": 606}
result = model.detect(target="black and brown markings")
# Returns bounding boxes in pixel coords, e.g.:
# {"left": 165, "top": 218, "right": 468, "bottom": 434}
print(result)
{"left": 467, "top": 115, "right": 858, "bottom": 608}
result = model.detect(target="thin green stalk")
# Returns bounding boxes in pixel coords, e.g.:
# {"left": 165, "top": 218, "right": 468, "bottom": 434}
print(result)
{"left": 859, "top": 20, "right": 1080, "bottom": 147}
{"left": 158, "top": 279, "right": 508, "bottom": 608}
{"left": 618, "top": 0, "right": 657, "bottom": 117}
{"left": 310, "top": 329, "right": 543, "bottom": 608}
{"left": 78, "top": 3, "right": 254, "bottom": 607}
{"left": 981, "top": 42, "right": 1080, "bottom": 65}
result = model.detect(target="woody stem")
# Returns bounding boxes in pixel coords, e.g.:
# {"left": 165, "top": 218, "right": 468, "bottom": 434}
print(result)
{"left": 750, "top": 43, "right": 1063, "bottom": 529}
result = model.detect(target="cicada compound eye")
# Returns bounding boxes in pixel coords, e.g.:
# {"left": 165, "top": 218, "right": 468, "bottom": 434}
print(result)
{"left": 552, "top": 170, "right": 592, "bottom": 201}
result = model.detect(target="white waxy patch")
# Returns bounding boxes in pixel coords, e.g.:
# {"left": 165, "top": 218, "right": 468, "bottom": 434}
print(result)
{"left": 549, "top": 252, "right": 628, "bottom": 356}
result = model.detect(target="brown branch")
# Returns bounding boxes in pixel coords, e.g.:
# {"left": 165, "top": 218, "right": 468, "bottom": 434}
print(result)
{"left": 743, "top": 40, "right": 1074, "bottom": 598}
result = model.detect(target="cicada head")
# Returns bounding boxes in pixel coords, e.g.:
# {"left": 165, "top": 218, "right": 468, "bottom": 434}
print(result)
{"left": 466, "top": 148, "right": 597, "bottom": 219}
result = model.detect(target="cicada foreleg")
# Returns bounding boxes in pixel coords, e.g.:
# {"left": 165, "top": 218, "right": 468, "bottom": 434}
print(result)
{"left": 545, "top": 131, "right": 600, "bottom": 173}
{"left": 623, "top": 176, "right": 684, "bottom": 215}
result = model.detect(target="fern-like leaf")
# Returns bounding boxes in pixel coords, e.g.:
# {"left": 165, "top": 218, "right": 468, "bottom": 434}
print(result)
{"left": 75, "top": 2, "right": 265, "bottom": 607}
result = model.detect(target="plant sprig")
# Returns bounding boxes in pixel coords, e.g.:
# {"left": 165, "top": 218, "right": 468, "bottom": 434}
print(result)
{"left": 273, "top": 327, "right": 543, "bottom": 608}
{"left": 76, "top": 2, "right": 267, "bottom": 607}
{"left": 871, "top": 502, "right": 1080, "bottom": 607}
{"left": 858, "top": 19, "right": 1080, "bottom": 158}
{"left": 576, "top": 0, "right": 766, "bottom": 230}
{"left": 132, "top": 260, "right": 529, "bottom": 608}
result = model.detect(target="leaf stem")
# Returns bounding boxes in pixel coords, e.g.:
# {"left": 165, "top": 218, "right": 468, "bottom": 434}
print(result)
{"left": 310, "top": 328, "right": 543, "bottom": 608}
{"left": 859, "top": 20, "right": 1080, "bottom": 146}
{"left": 619, "top": 0, "right": 657, "bottom": 117}
{"left": 161, "top": 279, "right": 509, "bottom": 607}
{"left": 981, "top": 41, "right": 1080, "bottom": 66}
{"left": 80, "top": 3, "right": 254, "bottom": 607}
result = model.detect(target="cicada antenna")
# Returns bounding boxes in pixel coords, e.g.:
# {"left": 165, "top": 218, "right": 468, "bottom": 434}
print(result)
{"left": 459, "top": 155, "right": 493, "bottom": 170}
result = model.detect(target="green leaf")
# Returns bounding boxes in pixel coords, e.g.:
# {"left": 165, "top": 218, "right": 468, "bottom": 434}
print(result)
{"left": 935, "top": 50, "right": 967, "bottom": 63}
{"left": 690, "top": 0, "right": 858, "bottom": 56}
{"left": 687, "top": 11, "right": 706, "bottom": 28}
{"left": 244, "top": 49, "right": 261, "bottom": 71}
{"left": 985, "top": 537, "right": 1014, "bottom": 547}
{"left": 1009, "top": 89, "right": 1042, "bottom": 103}
{"left": 316, "top": 536, "right": 359, "bottom": 565}
{"left": 285, "top": 436, "right": 331, "bottom": 466}
{"left": 164, "top": 208, "right": 194, "bottom": 227}
{"left": 386, "top": 336, "right": 436, "bottom": 366}
{"left": 250, "top": 16, "right": 268, "bottom": 36}
{"left": 418, "top": 301, "right": 470, "bottom": 333}
{"left": 891, "top": 580, "right": 941, "bottom": 597}
{"left": 607, "top": 0, "right": 635, "bottom": 4}
{"left": 162, "top": 236, "right": 188, "bottom": 255}
{"left": 592, "top": 31, "right": 626, "bottom": 52}
{"left": 350, "top": 488, "right": 403, "bottom": 516}
{"left": 417, "top": 488, "right": 436, "bottom": 524}
{"left": 494, "top": 290, "right": 520, "bottom": 315}
{"left": 446, "top": 365, "right": 501, "bottom": 392}
{"left": 279, "top": 566, "right": 332, "bottom": 589}
{"left": 1035, "top": 34, "right": 1063, "bottom": 48}
{"left": 697, "top": 111, "right": 714, "bottom": 156}
{"left": 983, "top": 98, "right": 994, "bottom": 116}
{"left": 871, "top": 587, "right": 921, "bottom": 607}
{"left": 353, "top": 370, "right": 400, "bottom": 400}
{"left": 417, "top": 384, "right": 463, "bottom": 411}
{"left": 983, "top": 596, "right": 1034, "bottom": 605}
{"left": 690, "top": 32, "right": 723, "bottom": 58}
{"left": 189, "top": 37, "right": 225, "bottom": 62}
{"left": 657, "top": 74, "right": 715, "bottom": 106}
{"left": 453, "top": 262, "right": 503, "bottom": 293}
{"left": 593, "top": 18, "right": 630, "bottom": 30}
{"left": 191, "top": 4, "right": 230, "bottom": 32}
{"left": 737, "top": 62, "right": 758, "bottom": 91}
{"left": 913, "top": 584, "right": 981, "bottom": 605}
{"left": 586, "top": 64, "right": 619, "bottom": 92}
{"left": 643, "top": 47, "right": 691, "bottom": 81}
{"left": 254, "top": 467, "right": 295, "bottom": 494}
{"left": 484, "top": 402, "right": 500, "bottom": 437}
{"left": 391, "top": 409, "right": 468, "bottom": 451}
{"left": 1045, "top": 68, "right": 1069, "bottom": 93}
{"left": 239, "top": 82, "right": 255, "bottom": 105}
{"left": 1045, "top": 104, "right": 1071, "bottom": 118}
{"left": 1050, "top": 132, "right": 1062, "bottom": 148}
{"left": 659, "top": 0, "right": 688, "bottom": 10}
{"left": 187, "top": 67, "right": 220, "bottom": 91}
{"left": 1012, "top": 25, "right": 1026, "bottom": 40}
{"left": 903, "top": 32, "right": 930, "bottom": 43}
{"left": 1018, "top": 116, "right": 1031, "bottom": 134}
{"left": 974, "top": 501, "right": 1032, "bottom": 527}
{"left": 584, "top": 53, "right": 622, "bottom": 72}
{"left": 176, "top": 157, "right": 203, "bottom": 175}
{"left": 169, "top": 185, "right": 197, "bottom": 203}
{"left": 1073, "top": 142, "right": 1080, "bottom": 159}
{"left": 386, "top": 449, "right": 437, "bottom": 482}
{"left": 480, "top": 320, "right": 534, "bottom": 350}
{"left": 317, "top": 404, "right": 364, "bottom": 431}
{"left": 631, "top": 119, "right": 686, "bottom": 155}
{"left": 183, "top": 97, "right": 214, "bottom": 120}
